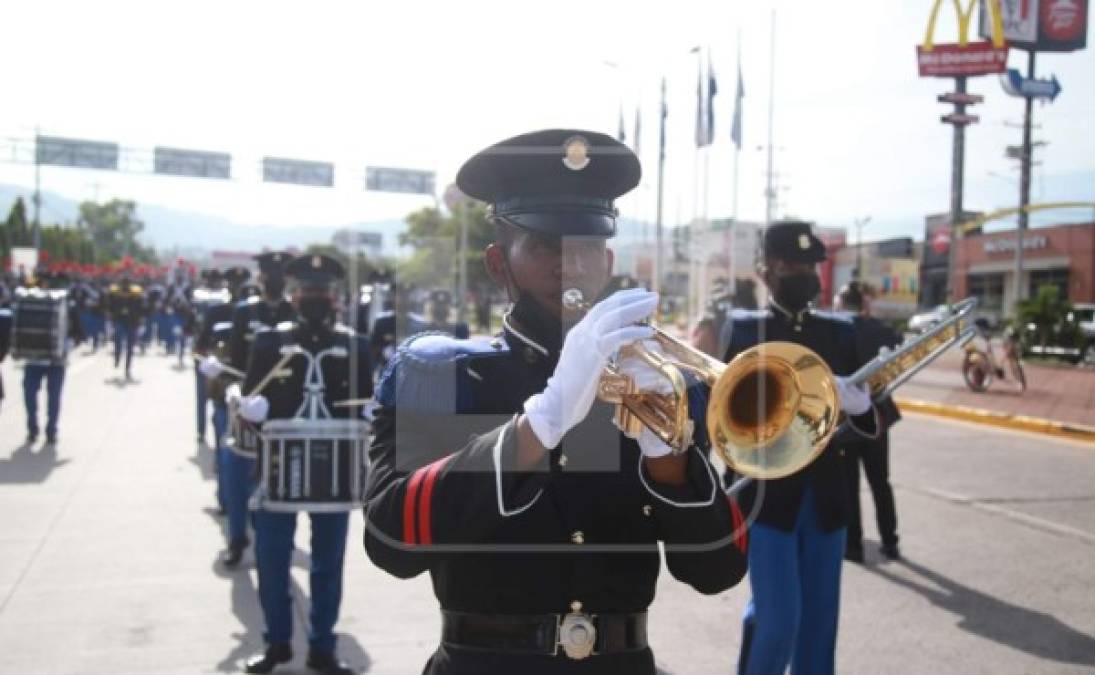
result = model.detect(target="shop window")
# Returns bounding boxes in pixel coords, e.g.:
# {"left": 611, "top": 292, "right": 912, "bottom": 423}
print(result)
{"left": 967, "top": 273, "right": 1005, "bottom": 313}
{"left": 1028, "top": 268, "right": 1069, "bottom": 301}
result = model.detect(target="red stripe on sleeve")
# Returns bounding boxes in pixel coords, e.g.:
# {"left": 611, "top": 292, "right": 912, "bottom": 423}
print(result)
{"left": 416, "top": 455, "right": 453, "bottom": 546}
{"left": 728, "top": 497, "right": 748, "bottom": 555}
{"left": 403, "top": 467, "right": 429, "bottom": 545}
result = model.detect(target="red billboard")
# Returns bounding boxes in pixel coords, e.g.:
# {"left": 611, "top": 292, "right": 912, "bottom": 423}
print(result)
{"left": 980, "top": 0, "right": 1088, "bottom": 52}
{"left": 917, "top": 41, "right": 1009, "bottom": 76}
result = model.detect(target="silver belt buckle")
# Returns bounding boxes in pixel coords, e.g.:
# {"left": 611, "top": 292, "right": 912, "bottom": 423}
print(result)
{"left": 556, "top": 603, "right": 597, "bottom": 660}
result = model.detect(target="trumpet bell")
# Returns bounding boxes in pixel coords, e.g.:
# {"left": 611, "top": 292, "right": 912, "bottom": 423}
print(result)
{"left": 708, "top": 341, "right": 840, "bottom": 481}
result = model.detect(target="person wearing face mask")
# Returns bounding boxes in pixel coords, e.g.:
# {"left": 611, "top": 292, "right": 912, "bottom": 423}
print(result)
{"left": 723, "top": 221, "right": 886, "bottom": 675}
{"left": 362, "top": 129, "right": 748, "bottom": 675}
{"left": 235, "top": 253, "right": 372, "bottom": 675}
{"left": 203, "top": 251, "right": 296, "bottom": 568}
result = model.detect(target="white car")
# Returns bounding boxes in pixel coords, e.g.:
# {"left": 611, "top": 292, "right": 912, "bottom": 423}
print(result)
{"left": 908, "top": 305, "right": 952, "bottom": 333}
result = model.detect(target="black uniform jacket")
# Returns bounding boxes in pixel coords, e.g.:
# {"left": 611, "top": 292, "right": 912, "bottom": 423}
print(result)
{"left": 0, "top": 308, "right": 10, "bottom": 402}
{"left": 722, "top": 305, "right": 886, "bottom": 533}
{"left": 363, "top": 324, "right": 748, "bottom": 675}
{"left": 243, "top": 321, "right": 373, "bottom": 422}
{"left": 107, "top": 283, "right": 145, "bottom": 327}
{"left": 195, "top": 301, "right": 235, "bottom": 356}
{"left": 850, "top": 314, "right": 903, "bottom": 434}
{"left": 228, "top": 296, "right": 295, "bottom": 373}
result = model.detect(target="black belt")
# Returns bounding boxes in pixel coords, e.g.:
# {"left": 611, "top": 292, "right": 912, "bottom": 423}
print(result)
{"left": 441, "top": 609, "right": 648, "bottom": 660}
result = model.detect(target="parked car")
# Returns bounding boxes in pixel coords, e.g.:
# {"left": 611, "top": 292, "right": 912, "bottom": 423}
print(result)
{"left": 1023, "top": 302, "right": 1094, "bottom": 365}
{"left": 908, "top": 305, "right": 952, "bottom": 333}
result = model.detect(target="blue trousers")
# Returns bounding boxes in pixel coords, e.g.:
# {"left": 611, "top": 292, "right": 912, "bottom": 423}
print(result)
{"left": 195, "top": 366, "right": 209, "bottom": 439}
{"left": 80, "top": 311, "right": 104, "bottom": 350}
{"left": 224, "top": 450, "right": 256, "bottom": 546}
{"left": 254, "top": 510, "right": 349, "bottom": 653}
{"left": 113, "top": 321, "right": 137, "bottom": 375}
{"left": 738, "top": 488, "right": 846, "bottom": 675}
{"left": 212, "top": 403, "right": 228, "bottom": 511}
{"left": 23, "top": 364, "right": 65, "bottom": 439}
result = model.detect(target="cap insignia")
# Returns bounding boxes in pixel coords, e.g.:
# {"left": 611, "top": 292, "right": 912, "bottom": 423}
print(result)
{"left": 798, "top": 234, "right": 810, "bottom": 250}
{"left": 312, "top": 255, "right": 322, "bottom": 269}
{"left": 562, "top": 135, "right": 590, "bottom": 171}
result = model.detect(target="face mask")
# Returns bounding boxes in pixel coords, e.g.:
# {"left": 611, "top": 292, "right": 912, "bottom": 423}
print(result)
{"left": 774, "top": 272, "right": 820, "bottom": 313}
{"left": 298, "top": 296, "right": 332, "bottom": 325}
{"left": 264, "top": 277, "right": 286, "bottom": 298}
{"left": 501, "top": 253, "right": 567, "bottom": 354}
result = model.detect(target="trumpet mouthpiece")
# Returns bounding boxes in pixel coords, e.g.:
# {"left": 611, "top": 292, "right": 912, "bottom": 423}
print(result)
{"left": 562, "top": 289, "right": 587, "bottom": 312}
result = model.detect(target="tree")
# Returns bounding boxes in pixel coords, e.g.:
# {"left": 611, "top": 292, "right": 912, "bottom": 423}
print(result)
{"left": 2, "top": 197, "right": 32, "bottom": 254}
{"left": 76, "top": 199, "right": 156, "bottom": 264}
{"left": 1017, "top": 283, "right": 1080, "bottom": 351}
{"left": 396, "top": 202, "right": 495, "bottom": 301}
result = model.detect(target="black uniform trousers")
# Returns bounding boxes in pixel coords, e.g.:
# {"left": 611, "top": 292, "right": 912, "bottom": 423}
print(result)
{"left": 843, "top": 432, "right": 898, "bottom": 550}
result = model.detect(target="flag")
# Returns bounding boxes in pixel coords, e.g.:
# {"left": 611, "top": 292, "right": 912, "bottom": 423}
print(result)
{"left": 731, "top": 61, "right": 744, "bottom": 149}
{"left": 706, "top": 54, "right": 718, "bottom": 146}
{"left": 695, "top": 50, "right": 717, "bottom": 147}
{"left": 617, "top": 105, "right": 626, "bottom": 144}
{"left": 633, "top": 105, "right": 642, "bottom": 155}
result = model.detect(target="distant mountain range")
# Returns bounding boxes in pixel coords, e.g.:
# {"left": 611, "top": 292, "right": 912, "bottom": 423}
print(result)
{"left": 0, "top": 183, "right": 409, "bottom": 257}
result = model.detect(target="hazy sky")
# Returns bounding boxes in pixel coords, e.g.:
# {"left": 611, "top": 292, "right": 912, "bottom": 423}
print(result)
{"left": 2, "top": 0, "right": 1093, "bottom": 244}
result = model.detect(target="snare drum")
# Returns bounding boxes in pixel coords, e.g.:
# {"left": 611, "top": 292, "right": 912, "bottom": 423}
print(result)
{"left": 258, "top": 419, "right": 370, "bottom": 512}
{"left": 225, "top": 396, "right": 261, "bottom": 459}
{"left": 11, "top": 288, "right": 68, "bottom": 361}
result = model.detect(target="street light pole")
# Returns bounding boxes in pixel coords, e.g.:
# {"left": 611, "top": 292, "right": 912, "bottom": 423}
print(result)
{"left": 854, "top": 216, "right": 871, "bottom": 280}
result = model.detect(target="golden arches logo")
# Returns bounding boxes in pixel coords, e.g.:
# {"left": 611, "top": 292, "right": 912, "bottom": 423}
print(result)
{"left": 923, "top": 0, "right": 1006, "bottom": 51}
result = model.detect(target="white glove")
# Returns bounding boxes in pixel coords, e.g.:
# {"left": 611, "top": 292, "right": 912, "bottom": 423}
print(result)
{"left": 361, "top": 399, "right": 379, "bottom": 422}
{"left": 238, "top": 395, "right": 269, "bottom": 423}
{"left": 199, "top": 355, "right": 223, "bottom": 379}
{"left": 524, "top": 288, "right": 658, "bottom": 449}
{"left": 382, "top": 345, "right": 395, "bottom": 361}
{"left": 225, "top": 383, "right": 242, "bottom": 407}
{"left": 835, "top": 376, "right": 871, "bottom": 416}
{"left": 615, "top": 340, "right": 676, "bottom": 458}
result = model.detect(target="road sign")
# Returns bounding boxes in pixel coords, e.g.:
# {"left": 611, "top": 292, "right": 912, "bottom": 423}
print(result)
{"left": 262, "top": 157, "right": 334, "bottom": 187}
{"left": 941, "top": 113, "right": 980, "bottom": 126}
{"left": 154, "top": 147, "right": 231, "bottom": 179}
{"left": 365, "top": 167, "right": 435, "bottom": 195}
{"left": 937, "top": 92, "right": 985, "bottom": 105}
{"left": 36, "top": 136, "right": 119, "bottom": 170}
{"left": 1000, "top": 69, "right": 1062, "bottom": 100}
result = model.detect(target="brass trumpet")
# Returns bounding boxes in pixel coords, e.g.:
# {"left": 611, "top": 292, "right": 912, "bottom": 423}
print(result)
{"left": 564, "top": 289, "right": 978, "bottom": 481}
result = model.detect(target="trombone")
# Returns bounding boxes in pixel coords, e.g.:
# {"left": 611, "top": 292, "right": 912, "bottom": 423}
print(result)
{"left": 563, "top": 289, "right": 978, "bottom": 490}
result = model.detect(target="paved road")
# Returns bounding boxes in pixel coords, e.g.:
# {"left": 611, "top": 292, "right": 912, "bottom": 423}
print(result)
{"left": 0, "top": 349, "right": 1093, "bottom": 674}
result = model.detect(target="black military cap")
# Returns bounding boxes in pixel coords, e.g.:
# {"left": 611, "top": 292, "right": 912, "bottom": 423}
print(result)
{"left": 838, "top": 281, "right": 866, "bottom": 309}
{"left": 286, "top": 254, "right": 345, "bottom": 287}
{"left": 429, "top": 289, "right": 452, "bottom": 305}
{"left": 456, "top": 128, "right": 641, "bottom": 238}
{"left": 254, "top": 251, "right": 292, "bottom": 276}
{"left": 200, "top": 268, "right": 221, "bottom": 283}
{"left": 763, "top": 220, "right": 827, "bottom": 264}
{"left": 222, "top": 266, "right": 251, "bottom": 286}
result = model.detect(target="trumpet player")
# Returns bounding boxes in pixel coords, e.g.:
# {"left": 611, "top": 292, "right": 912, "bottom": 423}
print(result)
{"left": 725, "top": 221, "right": 888, "bottom": 675}
{"left": 363, "top": 129, "right": 748, "bottom": 675}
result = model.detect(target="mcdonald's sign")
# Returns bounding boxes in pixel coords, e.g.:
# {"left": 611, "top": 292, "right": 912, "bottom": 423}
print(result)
{"left": 917, "top": 0, "right": 1009, "bottom": 77}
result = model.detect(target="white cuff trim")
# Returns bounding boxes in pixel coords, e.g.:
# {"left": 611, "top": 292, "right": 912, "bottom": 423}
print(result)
{"left": 637, "top": 445, "right": 718, "bottom": 508}
{"left": 493, "top": 416, "right": 543, "bottom": 517}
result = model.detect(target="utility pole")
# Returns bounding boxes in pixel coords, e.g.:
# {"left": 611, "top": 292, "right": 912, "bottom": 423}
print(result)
{"left": 1014, "top": 49, "right": 1037, "bottom": 311}
{"left": 855, "top": 216, "right": 871, "bottom": 280}
{"left": 764, "top": 10, "right": 776, "bottom": 226}
{"left": 33, "top": 127, "right": 42, "bottom": 252}
{"left": 654, "top": 76, "right": 667, "bottom": 299}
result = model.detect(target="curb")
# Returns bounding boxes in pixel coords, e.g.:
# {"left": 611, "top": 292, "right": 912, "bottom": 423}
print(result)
{"left": 894, "top": 397, "right": 1095, "bottom": 444}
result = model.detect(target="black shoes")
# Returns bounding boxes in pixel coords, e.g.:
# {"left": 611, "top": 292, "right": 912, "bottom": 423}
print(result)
{"left": 244, "top": 644, "right": 291, "bottom": 673}
{"left": 220, "top": 538, "right": 249, "bottom": 568}
{"left": 306, "top": 649, "right": 355, "bottom": 675}
{"left": 881, "top": 543, "right": 902, "bottom": 560}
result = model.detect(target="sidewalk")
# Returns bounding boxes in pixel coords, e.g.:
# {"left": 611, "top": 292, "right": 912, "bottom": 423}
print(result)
{"left": 899, "top": 345, "right": 1095, "bottom": 429}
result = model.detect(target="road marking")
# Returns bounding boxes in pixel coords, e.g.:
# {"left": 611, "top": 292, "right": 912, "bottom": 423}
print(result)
{"left": 898, "top": 482, "right": 1095, "bottom": 547}
{"left": 902, "top": 411, "right": 1095, "bottom": 450}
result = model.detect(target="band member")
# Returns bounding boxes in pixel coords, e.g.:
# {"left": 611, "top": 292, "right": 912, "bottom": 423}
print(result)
{"left": 724, "top": 221, "right": 883, "bottom": 675}
{"left": 197, "top": 266, "right": 251, "bottom": 509}
{"left": 19, "top": 273, "right": 83, "bottom": 445}
{"left": 422, "top": 289, "right": 470, "bottom": 338}
{"left": 835, "top": 282, "right": 903, "bottom": 563}
{"left": 107, "top": 269, "right": 146, "bottom": 381}
{"left": 362, "top": 129, "right": 747, "bottom": 674}
{"left": 236, "top": 254, "right": 372, "bottom": 675}
{"left": 215, "top": 251, "right": 295, "bottom": 568}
